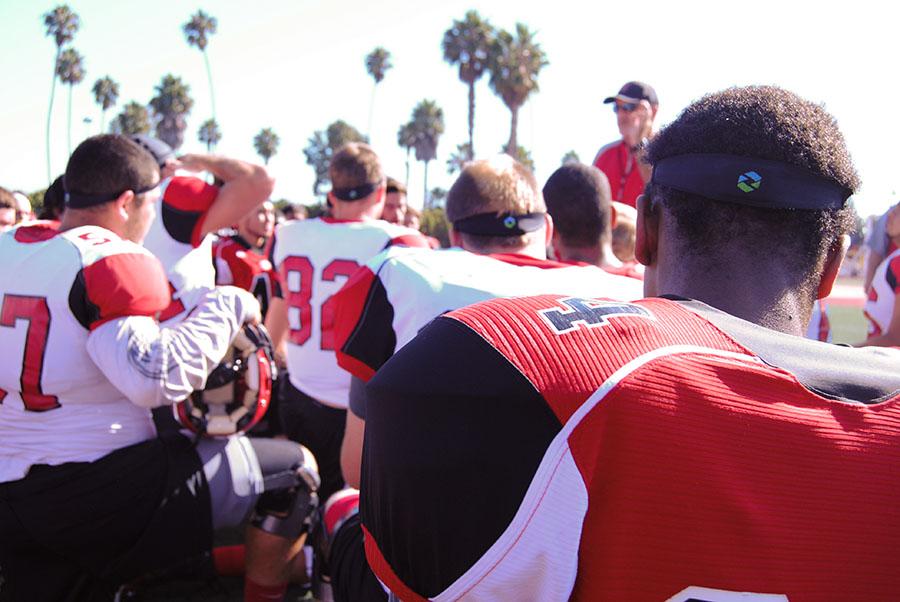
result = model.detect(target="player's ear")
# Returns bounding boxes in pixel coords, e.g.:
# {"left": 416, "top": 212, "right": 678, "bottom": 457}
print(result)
{"left": 634, "top": 193, "right": 657, "bottom": 267}
{"left": 543, "top": 213, "right": 554, "bottom": 248}
{"left": 449, "top": 226, "right": 464, "bottom": 248}
{"left": 816, "top": 234, "right": 850, "bottom": 299}
{"left": 115, "top": 190, "right": 136, "bottom": 220}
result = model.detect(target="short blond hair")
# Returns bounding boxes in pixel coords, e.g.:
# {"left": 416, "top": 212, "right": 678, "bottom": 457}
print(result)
{"left": 446, "top": 155, "right": 544, "bottom": 222}
{"left": 447, "top": 155, "right": 545, "bottom": 252}
{"left": 329, "top": 142, "right": 384, "bottom": 190}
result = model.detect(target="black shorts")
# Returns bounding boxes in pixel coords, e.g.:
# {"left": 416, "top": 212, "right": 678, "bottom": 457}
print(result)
{"left": 0, "top": 434, "right": 212, "bottom": 601}
{"left": 330, "top": 513, "right": 387, "bottom": 602}
{"left": 279, "top": 378, "right": 346, "bottom": 503}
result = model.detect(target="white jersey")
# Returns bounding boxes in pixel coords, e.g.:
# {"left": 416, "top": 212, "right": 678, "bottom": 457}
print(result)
{"left": 865, "top": 248, "right": 900, "bottom": 337}
{"left": 270, "top": 217, "right": 428, "bottom": 407}
{"left": 0, "top": 223, "right": 168, "bottom": 481}
{"left": 142, "top": 176, "right": 218, "bottom": 324}
{"left": 333, "top": 246, "right": 644, "bottom": 384}
{"left": 805, "top": 300, "right": 831, "bottom": 342}
{"left": 0, "top": 222, "right": 258, "bottom": 483}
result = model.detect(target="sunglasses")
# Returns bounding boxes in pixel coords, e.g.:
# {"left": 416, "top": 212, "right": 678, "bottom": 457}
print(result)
{"left": 613, "top": 102, "right": 639, "bottom": 113}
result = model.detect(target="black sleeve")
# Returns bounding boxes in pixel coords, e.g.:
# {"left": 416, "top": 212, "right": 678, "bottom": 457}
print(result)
{"left": 361, "top": 316, "right": 562, "bottom": 597}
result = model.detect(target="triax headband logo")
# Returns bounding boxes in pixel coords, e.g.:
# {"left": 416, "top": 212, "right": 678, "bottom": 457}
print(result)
{"left": 737, "top": 171, "right": 762, "bottom": 193}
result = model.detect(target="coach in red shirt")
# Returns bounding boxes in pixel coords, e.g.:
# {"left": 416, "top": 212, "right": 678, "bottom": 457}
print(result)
{"left": 593, "top": 81, "right": 658, "bottom": 208}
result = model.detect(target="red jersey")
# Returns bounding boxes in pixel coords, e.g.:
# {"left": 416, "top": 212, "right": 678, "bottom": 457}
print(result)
{"left": 593, "top": 140, "right": 646, "bottom": 208}
{"left": 362, "top": 295, "right": 900, "bottom": 601}
{"left": 213, "top": 234, "right": 277, "bottom": 317}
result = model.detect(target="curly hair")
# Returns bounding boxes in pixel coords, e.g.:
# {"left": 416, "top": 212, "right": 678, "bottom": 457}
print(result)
{"left": 644, "top": 85, "right": 859, "bottom": 298}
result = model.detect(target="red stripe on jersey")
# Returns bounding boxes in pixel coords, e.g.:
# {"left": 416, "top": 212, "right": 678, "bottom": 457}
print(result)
{"left": 888, "top": 255, "right": 900, "bottom": 293}
{"left": 389, "top": 233, "right": 430, "bottom": 248}
{"left": 336, "top": 352, "right": 376, "bottom": 382}
{"left": 83, "top": 253, "right": 170, "bottom": 329}
{"left": 490, "top": 253, "right": 572, "bottom": 269}
{"left": 333, "top": 266, "right": 378, "bottom": 379}
{"left": 567, "top": 352, "right": 900, "bottom": 599}
{"left": 362, "top": 525, "right": 428, "bottom": 602}
{"left": 14, "top": 222, "right": 60, "bottom": 243}
{"left": 163, "top": 176, "right": 219, "bottom": 213}
{"left": 447, "top": 296, "right": 747, "bottom": 425}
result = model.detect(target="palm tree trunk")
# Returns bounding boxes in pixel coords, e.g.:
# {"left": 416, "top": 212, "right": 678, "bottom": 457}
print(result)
{"left": 46, "top": 46, "right": 60, "bottom": 183}
{"left": 67, "top": 84, "right": 73, "bottom": 158}
{"left": 423, "top": 159, "right": 430, "bottom": 209}
{"left": 468, "top": 81, "right": 475, "bottom": 156}
{"left": 203, "top": 50, "right": 216, "bottom": 120}
{"left": 99, "top": 109, "right": 106, "bottom": 134}
{"left": 367, "top": 82, "right": 376, "bottom": 138}
{"left": 404, "top": 147, "right": 411, "bottom": 189}
{"left": 507, "top": 105, "right": 519, "bottom": 155}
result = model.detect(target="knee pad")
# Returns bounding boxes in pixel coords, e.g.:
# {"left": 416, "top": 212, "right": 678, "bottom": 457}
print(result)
{"left": 250, "top": 445, "right": 321, "bottom": 539}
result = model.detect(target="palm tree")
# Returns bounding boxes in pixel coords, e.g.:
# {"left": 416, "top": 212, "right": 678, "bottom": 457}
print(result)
{"left": 397, "top": 122, "right": 417, "bottom": 189}
{"left": 149, "top": 74, "right": 194, "bottom": 150}
{"left": 92, "top": 76, "right": 119, "bottom": 133}
{"left": 562, "top": 150, "right": 580, "bottom": 165}
{"left": 442, "top": 11, "right": 494, "bottom": 156}
{"left": 43, "top": 4, "right": 79, "bottom": 182}
{"left": 446, "top": 142, "right": 473, "bottom": 176}
{"left": 409, "top": 100, "right": 445, "bottom": 208}
{"left": 303, "top": 120, "right": 367, "bottom": 196}
{"left": 183, "top": 10, "right": 218, "bottom": 119}
{"left": 109, "top": 101, "right": 150, "bottom": 135}
{"left": 488, "top": 23, "right": 548, "bottom": 155}
{"left": 364, "top": 47, "right": 392, "bottom": 136}
{"left": 505, "top": 144, "right": 535, "bottom": 172}
{"left": 253, "top": 128, "right": 280, "bottom": 165}
{"left": 198, "top": 118, "right": 221, "bottom": 152}
{"left": 56, "top": 48, "right": 85, "bottom": 157}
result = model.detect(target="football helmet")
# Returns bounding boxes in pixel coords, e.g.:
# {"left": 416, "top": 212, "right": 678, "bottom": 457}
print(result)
{"left": 175, "top": 323, "right": 276, "bottom": 436}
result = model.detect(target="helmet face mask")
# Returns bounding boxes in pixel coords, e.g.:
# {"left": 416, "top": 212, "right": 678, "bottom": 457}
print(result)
{"left": 175, "top": 324, "right": 277, "bottom": 437}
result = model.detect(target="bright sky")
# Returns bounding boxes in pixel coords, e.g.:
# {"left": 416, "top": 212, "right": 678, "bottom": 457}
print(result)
{"left": 0, "top": 0, "right": 896, "bottom": 218}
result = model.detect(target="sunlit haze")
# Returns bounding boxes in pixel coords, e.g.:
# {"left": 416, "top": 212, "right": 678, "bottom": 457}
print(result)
{"left": 1, "top": 0, "right": 895, "bottom": 218}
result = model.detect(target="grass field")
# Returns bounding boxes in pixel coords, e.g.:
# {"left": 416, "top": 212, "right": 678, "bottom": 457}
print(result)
{"left": 825, "top": 276, "right": 867, "bottom": 345}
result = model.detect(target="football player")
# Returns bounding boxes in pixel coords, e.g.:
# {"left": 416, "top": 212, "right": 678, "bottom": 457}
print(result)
{"left": 0, "top": 136, "right": 317, "bottom": 602}
{"left": 362, "top": 87, "right": 900, "bottom": 600}
{"left": 265, "top": 142, "right": 428, "bottom": 504}
{"left": 318, "top": 154, "right": 641, "bottom": 601}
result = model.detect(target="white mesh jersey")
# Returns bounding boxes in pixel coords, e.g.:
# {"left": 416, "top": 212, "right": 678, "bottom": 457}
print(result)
{"left": 142, "top": 176, "right": 218, "bottom": 324}
{"left": 333, "top": 246, "right": 644, "bottom": 383}
{"left": 0, "top": 223, "right": 169, "bottom": 482}
{"left": 865, "top": 248, "right": 900, "bottom": 337}
{"left": 270, "top": 217, "right": 428, "bottom": 407}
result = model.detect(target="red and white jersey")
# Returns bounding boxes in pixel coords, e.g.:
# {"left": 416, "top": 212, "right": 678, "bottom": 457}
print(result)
{"left": 362, "top": 295, "right": 900, "bottom": 601}
{"left": 270, "top": 217, "right": 429, "bottom": 407}
{"left": 213, "top": 234, "right": 277, "bottom": 317}
{"left": 0, "top": 223, "right": 169, "bottom": 482}
{"left": 333, "top": 247, "right": 643, "bottom": 382}
{"left": 864, "top": 248, "right": 900, "bottom": 337}
{"left": 143, "top": 176, "right": 218, "bottom": 324}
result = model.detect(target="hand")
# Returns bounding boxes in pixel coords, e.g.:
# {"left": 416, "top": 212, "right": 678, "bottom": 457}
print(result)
{"left": 620, "top": 100, "right": 654, "bottom": 148}
{"left": 176, "top": 153, "right": 212, "bottom": 174}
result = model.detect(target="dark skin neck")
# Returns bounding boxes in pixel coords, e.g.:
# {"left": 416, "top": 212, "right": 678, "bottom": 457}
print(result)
{"left": 648, "top": 216, "right": 815, "bottom": 337}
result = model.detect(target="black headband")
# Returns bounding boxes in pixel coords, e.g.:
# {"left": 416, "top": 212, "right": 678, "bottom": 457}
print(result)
{"left": 65, "top": 180, "right": 160, "bottom": 209}
{"left": 331, "top": 182, "right": 380, "bottom": 202}
{"left": 650, "top": 153, "right": 850, "bottom": 210}
{"left": 453, "top": 212, "right": 546, "bottom": 236}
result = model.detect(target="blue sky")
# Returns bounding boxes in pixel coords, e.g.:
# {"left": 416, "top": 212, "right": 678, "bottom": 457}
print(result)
{"left": 0, "top": 0, "right": 896, "bottom": 217}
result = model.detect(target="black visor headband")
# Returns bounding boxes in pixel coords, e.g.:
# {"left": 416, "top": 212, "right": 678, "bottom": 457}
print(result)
{"left": 651, "top": 153, "right": 850, "bottom": 210}
{"left": 65, "top": 180, "right": 160, "bottom": 209}
{"left": 453, "top": 212, "right": 546, "bottom": 236}
{"left": 331, "top": 182, "right": 380, "bottom": 202}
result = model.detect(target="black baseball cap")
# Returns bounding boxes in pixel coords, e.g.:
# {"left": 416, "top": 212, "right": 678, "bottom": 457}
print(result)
{"left": 604, "top": 81, "right": 658, "bottom": 106}
{"left": 130, "top": 134, "right": 175, "bottom": 168}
